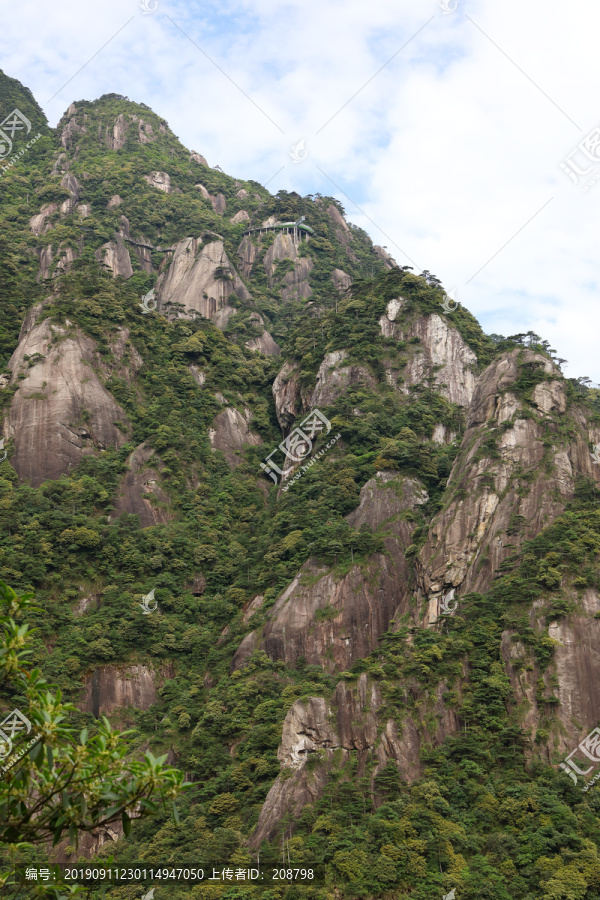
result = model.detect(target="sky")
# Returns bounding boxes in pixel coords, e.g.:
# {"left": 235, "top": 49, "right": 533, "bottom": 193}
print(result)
{"left": 1, "top": 0, "right": 599, "bottom": 380}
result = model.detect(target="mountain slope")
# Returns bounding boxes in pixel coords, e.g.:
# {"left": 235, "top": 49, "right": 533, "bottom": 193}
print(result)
{"left": 2, "top": 71, "right": 600, "bottom": 898}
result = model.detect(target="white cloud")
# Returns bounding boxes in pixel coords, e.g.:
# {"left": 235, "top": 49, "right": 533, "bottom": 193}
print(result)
{"left": 1, "top": 0, "right": 600, "bottom": 378}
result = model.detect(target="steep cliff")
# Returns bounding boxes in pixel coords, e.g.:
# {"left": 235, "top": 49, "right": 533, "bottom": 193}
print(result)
{"left": 416, "top": 349, "right": 599, "bottom": 618}
{"left": 3, "top": 306, "right": 129, "bottom": 485}
{"left": 155, "top": 236, "right": 250, "bottom": 328}
{"left": 233, "top": 473, "right": 427, "bottom": 673}
{"left": 2, "top": 70, "right": 600, "bottom": 898}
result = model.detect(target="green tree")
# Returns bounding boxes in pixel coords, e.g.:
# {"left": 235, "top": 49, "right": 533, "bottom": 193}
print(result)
{"left": 0, "top": 581, "right": 186, "bottom": 894}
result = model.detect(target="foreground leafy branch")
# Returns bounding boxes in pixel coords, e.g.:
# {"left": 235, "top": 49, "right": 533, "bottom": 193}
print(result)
{"left": 0, "top": 580, "right": 187, "bottom": 895}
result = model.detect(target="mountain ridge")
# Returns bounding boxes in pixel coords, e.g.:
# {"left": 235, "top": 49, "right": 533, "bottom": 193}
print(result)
{"left": 1, "top": 69, "right": 600, "bottom": 897}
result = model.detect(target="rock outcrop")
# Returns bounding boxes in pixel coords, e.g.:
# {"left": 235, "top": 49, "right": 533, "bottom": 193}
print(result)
{"left": 271, "top": 305, "right": 476, "bottom": 431}
{"left": 311, "top": 350, "right": 376, "bottom": 408}
{"left": 60, "top": 173, "right": 81, "bottom": 214}
{"left": 2, "top": 308, "right": 129, "bottom": 486}
{"left": 209, "top": 405, "right": 262, "bottom": 468}
{"left": 249, "top": 684, "right": 377, "bottom": 847}
{"left": 331, "top": 268, "right": 352, "bottom": 291}
{"left": 156, "top": 236, "right": 250, "bottom": 327}
{"left": 272, "top": 362, "right": 309, "bottom": 431}
{"left": 250, "top": 672, "right": 458, "bottom": 847}
{"left": 106, "top": 327, "right": 143, "bottom": 381}
{"left": 382, "top": 305, "right": 477, "bottom": 407}
{"left": 195, "top": 183, "right": 226, "bottom": 214}
{"left": 59, "top": 103, "right": 86, "bottom": 150}
{"left": 144, "top": 171, "right": 172, "bottom": 193}
{"left": 95, "top": 234, "right": 133, "bottom": 278}
{"left": 232, "top": 473, "right": 427, "bottom": 673}
{"left": 106, "top": 113, "right": 128, "bottom": 150}
{"left": 86, "top": 112, "right": 161, "bottom": 151}
{"left": 79, "top": 664, "right": 162, "bottom": 716}
{"left": 109, "top": 443, "right": 172, "bottom": 526}
{"left": 497, "top": 583, "right": 600, "bottom": 767}
{"left": 36, "top": 246, "right": 53, "bottom": 281}
{"left": 547, "top": 592, "right": 600, "bottom": 746}
{"left": 327, "top": 204, "right": 349, "bottom": 233}
{"left": 378, "top": 296, "right": 405, "bottom": 338}
{"left": 271, "top": 349, "right": 376, "bottom": 421}
{"left": 29, "top": 203, "right": 57, "bottom": 236}
{"left": 54, "top": 823, "right": 125, "bottom": 863}
{"left": 264, "top": 232, "right": 313, "bottom": 302}
{"left": 417, "top": 350, "right": 599, "bottom": 619}
{"left": 237, "top": 233, "right": 260, "bottom": 279}
{"left": 55, "top": 245, "right": 79, "bottom": 275}
{"left": 244, "top": 313, "right": 280, "bottom": 356}
{"left": 374, "top": 246, "right": 397, "bottom": 269}
{"left": 211, "top": 192, "right": 226, "bottom": 215}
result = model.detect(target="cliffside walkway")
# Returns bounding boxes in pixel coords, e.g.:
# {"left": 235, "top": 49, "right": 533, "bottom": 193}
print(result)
{"left": 242, "top": 221, "right": 314, "bottom": 241}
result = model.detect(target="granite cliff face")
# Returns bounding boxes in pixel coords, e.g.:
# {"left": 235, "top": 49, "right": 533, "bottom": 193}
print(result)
{"left": 3, "top": 307, "right": 129, "bottom": 485}
{"left": 263, "top": 232, "right": 313, "bottom": 302}
{"left": 233, "top": 473, "right": 427, "bottom": 673}
{"left": 271, "top": 304, "right": 478, "bottom": 435}
{"left": 250, "top": 680, "right": 381, "bottom": 847}
{"left": 416, "top": 350, "right": 599, "bottom": 620}
{"left": 109, "top": 442, "right": 172, "bottom": 526}
{"left": 233, "top": 315, "right": 600, "bottom": 846}
{"left": 250, "top": 671, "right": 460, "bottom": 847}
{"left": 3, "top": 75, "right": 600, "bottom": 886}
{"left": 209, "top": 403, "right": 263, "bottom": 469}
{"left": 79, "top": 664, "right": 161, "bottom": 717}
{"left": 379, "top": 299, "right": 477, "bottom": 406}
{"left": 156, "top": 236, "right": 250, "bottom": 328}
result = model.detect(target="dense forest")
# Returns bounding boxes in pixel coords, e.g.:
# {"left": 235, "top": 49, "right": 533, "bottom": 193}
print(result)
{"left": 2, "top": 68, "right": 600, "bottom": 900}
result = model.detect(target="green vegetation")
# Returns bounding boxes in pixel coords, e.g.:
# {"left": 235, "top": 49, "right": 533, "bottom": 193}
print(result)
{"left": 2, "top": 67, "right": 600, "bottom": 899}
{"left": 0, "top": 581, "right": 184, "bottom": 896}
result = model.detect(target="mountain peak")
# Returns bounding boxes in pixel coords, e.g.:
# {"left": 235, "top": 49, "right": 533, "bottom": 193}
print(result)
{"left": 0, "top": 68, "right": 48, "bottom": 133}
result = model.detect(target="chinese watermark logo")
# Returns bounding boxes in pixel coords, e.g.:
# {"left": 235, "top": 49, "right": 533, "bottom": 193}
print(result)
{"left": 261, "top": 409, "right": 332, "bottom": 485}
{"left": 0, "top": 109, "right": 31, "bottom": 160}
{"left": 440, "top": 289, "right": 458, "bottom": 313}
{"left": 561, "top": 125, "right": 600, "bottom": 192}
{"left": 0, "top": 438, "right": 6, "bottom": 463}
{"left": 139, "top": 0, "right": 158, "bottom": 13}
{"left": 139, "top": 588, "right": 158, "bottom": 615}
{"left": 140, "top": 288, "right": 157, "bottom": 313}
{"left": 290, "top": 138, "right": 308, "bottom": 164}
{"left": 0, "top": 109, "right": 41, "bottom": 181}
{"left": 0, "top": 709, "right": 31, "bottom": 759}
{"left": 439, "top": 588, "right": 458, "bottom": 616}
{"left": 439, "top": 0, "right": 457, "bottom": 12}
{"left": 0, "top": 709, "right": 38, "bottom": 778}
{"left": 560, "top": 726, "right": 600, "bottom": 791}
{"left": 282, "top": 431, "right": 341, "bottom": 491}
{"left": 141, "top": 890, "right": 155, "bottom": 900}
